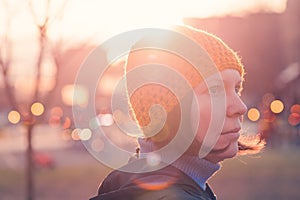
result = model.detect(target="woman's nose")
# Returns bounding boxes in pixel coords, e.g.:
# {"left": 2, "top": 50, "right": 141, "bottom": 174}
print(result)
{"left": 227, "top": 93, "right": 247, "bottom": 117}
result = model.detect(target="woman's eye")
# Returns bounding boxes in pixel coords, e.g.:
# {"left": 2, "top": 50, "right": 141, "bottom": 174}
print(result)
{"left": 208, "top": 85, "right": 223, "bottom": 95}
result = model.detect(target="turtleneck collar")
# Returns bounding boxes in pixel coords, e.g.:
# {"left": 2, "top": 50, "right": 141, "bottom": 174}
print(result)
{"left": 138, "top": 138, "right": 221, "bottom": 190}
{"left": 172, "top": 155, "right": 220, "bottom": 190}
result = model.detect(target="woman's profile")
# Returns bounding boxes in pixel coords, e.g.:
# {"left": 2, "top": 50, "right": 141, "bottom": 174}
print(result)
{"left": 90, "top": 24, "right": 264, "bottom": 200}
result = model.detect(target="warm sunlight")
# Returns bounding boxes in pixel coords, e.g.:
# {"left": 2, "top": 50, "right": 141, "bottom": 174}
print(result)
{"left": 0, "top": 0, "right": 288, "bottom": 86}
{"left": 59, "top": 0, "right": 288, "bottom": 41}
{"left": 1, "top": 1, "right": 299, "bottom": 199}
{"left": 0, "top": 0, "right": 287, "bottom": 42}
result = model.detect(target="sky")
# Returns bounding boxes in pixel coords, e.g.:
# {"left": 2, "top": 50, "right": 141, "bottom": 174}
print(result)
{"left": 0, "top": 0, "right": 288, "bottom": 42}
{"left": 0, "top": 0, "right": 288, "bottom": 93}
{"left": 56, "top": 0, "right": 288, "bottom": 41}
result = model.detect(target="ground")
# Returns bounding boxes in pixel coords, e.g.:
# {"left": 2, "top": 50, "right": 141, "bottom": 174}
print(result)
{"left": 0, "top": 147, "right": 300, "bottom": 200}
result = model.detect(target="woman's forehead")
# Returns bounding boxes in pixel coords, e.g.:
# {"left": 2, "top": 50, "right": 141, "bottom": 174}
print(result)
{"left": 194, "top": 69, "right": 241, "bottom": 89}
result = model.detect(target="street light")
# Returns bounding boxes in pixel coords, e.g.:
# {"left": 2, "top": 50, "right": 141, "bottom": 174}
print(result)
{"left": 8, "top": 110, "right": 21, "bottom": 124}
{"left": 31, "top": 102, "right": 45, "bottom": 116}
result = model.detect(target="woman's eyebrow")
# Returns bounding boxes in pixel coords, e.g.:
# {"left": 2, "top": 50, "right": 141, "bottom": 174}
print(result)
{"left": 222, "top": 77, "right": 242, "bottom": 85}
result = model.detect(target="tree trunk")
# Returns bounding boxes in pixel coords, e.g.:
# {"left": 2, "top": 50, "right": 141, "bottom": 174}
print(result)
{"left": 26, "top": 124, "right": 34, "bottom": 200}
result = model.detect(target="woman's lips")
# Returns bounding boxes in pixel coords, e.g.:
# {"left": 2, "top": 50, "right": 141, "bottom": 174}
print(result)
{"left": 210, "top": 129, "right": 241, "bottom": 153}
{"left": 221, "top": 127, "right": 241, "bottom": 135}
{"left": 221, "top": 132, "right": 240, "bottom": 140}
{"left": 220, "top": 128, "right": 241, "bottom": 140}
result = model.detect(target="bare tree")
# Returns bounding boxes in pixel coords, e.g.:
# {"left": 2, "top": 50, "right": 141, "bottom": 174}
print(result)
{"left": 0, "top": 0, "right": 82, "bottom": 199}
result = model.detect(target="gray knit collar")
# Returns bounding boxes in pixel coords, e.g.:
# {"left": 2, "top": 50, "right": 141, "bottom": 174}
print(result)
{"left": 172, "top": 155, "right": 220, "bottom": 190}
{"left": 138, "top": 138, "right": 220, "bottom": 190}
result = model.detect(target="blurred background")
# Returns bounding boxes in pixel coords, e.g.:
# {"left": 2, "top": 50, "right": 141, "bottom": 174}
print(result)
{"left": 0, "top": 0, "right": 299, "bottom": 199}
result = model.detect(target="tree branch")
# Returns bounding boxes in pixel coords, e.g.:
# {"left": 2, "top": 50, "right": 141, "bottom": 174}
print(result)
{"left": 0, "top": 0, "right": 18, "bottom": 110}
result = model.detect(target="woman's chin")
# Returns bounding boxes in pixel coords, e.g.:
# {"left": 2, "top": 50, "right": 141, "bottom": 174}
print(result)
{"left": 205, "top": 142, "right": 239, "bottom": 163}
{"left": 222, "top": 144, "right": 239, "bottom": 159}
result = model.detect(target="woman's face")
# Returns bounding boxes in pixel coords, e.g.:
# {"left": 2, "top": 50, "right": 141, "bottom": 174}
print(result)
{"left": 191, "top": 69, "right": 247, "bottom": 163}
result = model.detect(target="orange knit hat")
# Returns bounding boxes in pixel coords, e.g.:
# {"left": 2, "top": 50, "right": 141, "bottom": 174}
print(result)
{"left": 125, "top": 25, "right": 244, "bottom": 138}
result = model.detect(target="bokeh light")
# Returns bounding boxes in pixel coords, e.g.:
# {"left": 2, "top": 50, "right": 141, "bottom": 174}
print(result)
{"left": 8, "top": 110, "right": 21, "bottom": 124}
{"left": 71, "top": 128, "right": 81, "bottom": 140}
{"left": 288, "top": 113, "right": 300, "bottom": 126}
{"left": 262, "top": 93, "right": 275, "bottom": 106}
{"left": 89, "top": 117, "right": 100, "bottom": 130}
{"left": 61, "top": 129, "right": 72, "bottom": 141}
{"left": 112, "top": 109, "right": 127, "bottom": 124}
{"left": 49, "top": 107, "right": 64, "bottom": 127}
{"left": 91, "top": 138, "right": 105, "bottom": 152}
{"left": 63, "top": 117, "right": 72, "bottom": 129}
{"left": 50, "top": 106, "right": 63, "bottom": 117}
{"left": 290, "top": 104, "right": 300, "bottom": 114}
{"left": 79, "top": 128, "right": 92, "bottom": 141}
{"left": 31, "top": 102, "right": 45, "bottom": 116}
{"left": 146, "top": 153, "right": 161, "bottom": 167}
{"left": 61, "top": 84, "right": 89, "bottom": 107}
{"left": 49, "top": 115, "right": 61, "bottom": 127}
{"left": 99, "top": 114, "right": 114, "bottom": 126}
{"left": 263, "top": 109, "right": 276, "bottom": 123}
{"left": 288, "top": 104, "right": 300, "bottom": 126}
{"left": 247, "top": 108, "right": 260, "bottom": 122}
{"left": 270, "top": 99, "right": 284, "bottom": 114}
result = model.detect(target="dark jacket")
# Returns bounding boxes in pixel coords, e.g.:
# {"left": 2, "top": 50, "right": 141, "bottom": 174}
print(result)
{"left": 90, "top": 159, "right": 217, "bottom": 200}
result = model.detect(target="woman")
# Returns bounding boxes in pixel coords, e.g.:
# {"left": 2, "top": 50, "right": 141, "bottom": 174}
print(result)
{"left": 90, "top": 25, "right": 263, "bottom": 200}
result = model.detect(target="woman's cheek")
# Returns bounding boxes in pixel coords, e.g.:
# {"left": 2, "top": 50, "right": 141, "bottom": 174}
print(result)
{"left": 190, "top": 93, "right": 199, "bottom": 134}
{"left": 192, "top": 94, "right": 212, "bottom": 143}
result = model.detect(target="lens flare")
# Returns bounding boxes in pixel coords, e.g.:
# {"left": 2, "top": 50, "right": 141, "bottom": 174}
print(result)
{"left": 61, "top": 84, "right": 89, "bottom": 107}
{"left": 71, "top": 128, "right": 81, "bottom": 140}
{"left": 73, "top": 28, "right": 225, "bottom": 173}
{"left": 91, "top": 139, "right": 105, "bottom": 152}
{"left": 134, "top": 176, "right": 177, "bottom": 191}
{"left": 79, "top": 128, "right": 92, "bottom": 141}
{"left": 146, "top": 153, "right": 161, "bottom": 167}
{"left": 99, "top": 114, "right": 114, "bottom": 126}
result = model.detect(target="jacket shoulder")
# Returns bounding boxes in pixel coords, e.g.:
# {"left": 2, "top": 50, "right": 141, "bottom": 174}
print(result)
{"left": 90, "top": 159, "right": 216, "bottom": 200}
